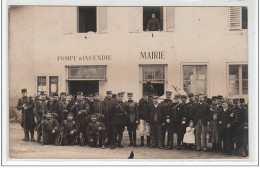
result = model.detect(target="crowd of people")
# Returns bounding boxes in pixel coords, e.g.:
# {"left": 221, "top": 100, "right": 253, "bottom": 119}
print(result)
{"left": 16, "top": 86, "right": 248, "bottom": 157}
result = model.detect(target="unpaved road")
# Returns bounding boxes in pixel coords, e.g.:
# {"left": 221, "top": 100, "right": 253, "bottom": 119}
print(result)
{"left": 9, "top": 122, "right": 244, "bottom": 159}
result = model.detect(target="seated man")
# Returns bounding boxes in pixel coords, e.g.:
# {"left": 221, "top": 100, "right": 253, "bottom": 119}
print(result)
{"left": 37, "top": 113, "right": 60, "bottom": 145}
{"left": 86, "top": 114, "right": 107, "bottom": 149}
{"left": 59, "top": 112, "right": 79, "bottom": 146}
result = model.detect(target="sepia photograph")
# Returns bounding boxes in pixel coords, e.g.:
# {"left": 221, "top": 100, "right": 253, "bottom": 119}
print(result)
{"left": 1, "top": 0, "right": 259, "bottom": 166}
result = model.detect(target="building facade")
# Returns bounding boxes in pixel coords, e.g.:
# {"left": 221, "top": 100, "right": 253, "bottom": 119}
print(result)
{"left": 9, "top": 6, "right": 248, "bottom": 114}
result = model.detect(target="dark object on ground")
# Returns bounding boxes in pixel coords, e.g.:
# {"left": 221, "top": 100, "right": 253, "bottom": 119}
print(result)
{"left": 128, "top": 150, "right": 134, "bottom": 159}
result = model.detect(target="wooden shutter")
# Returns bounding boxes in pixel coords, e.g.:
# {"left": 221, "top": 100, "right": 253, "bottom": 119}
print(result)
{"left": 229, "top": 7, "right": 242, "bottom": 30}
{"left": 165, "top": 7, "right": 175, "bottom": 32}
{"left": 98, "top": 7, "right": 107, "bottom": 33}
{"left": 129, "top": 7, "right": 142, "bottom": 33}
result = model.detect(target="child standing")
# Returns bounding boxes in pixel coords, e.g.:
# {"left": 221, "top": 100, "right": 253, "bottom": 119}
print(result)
{"left": 183, "top": 120, "right": 195, "bottom": 149}
{"left": 209, "top": 113, "right": 220, "bottom": 152}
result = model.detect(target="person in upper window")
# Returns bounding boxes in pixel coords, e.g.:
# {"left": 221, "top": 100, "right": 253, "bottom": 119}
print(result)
{"left": 146, "top": 13, "right": 161, "bottom": 31}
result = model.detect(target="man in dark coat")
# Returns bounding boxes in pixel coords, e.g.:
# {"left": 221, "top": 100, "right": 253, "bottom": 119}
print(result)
{"left": 110, "top": 92, "right": 128, "bottom": 149}
{"left": 59, "top": 112, "right": 79, "bottom": 146}
{"left": 175, "top": 95, "right": 187, "bottom": 150}
{"left": 49, "top": 93, "right": 67, "bottom": 124}
{"left": 17, "top": 88, "right": 36, "bottom": 142}
{"left": 146, "top": 13, "right": 161, "bottom": 31}
{"left": 90, "top": 92, "right": 105, "bottom": 119}
{"left": 37, "top": 113, "right": 60, "bottom": 145}
{"left": 86, "top": 114, "right": 107, "bottom": 149}
{"left": 193, "top": 94, "right": 211, "bottom": 151}
{"left": 161, "top": 91, "right": 173, "bottom": 148}
{"left": 240, "top": 98, "right": 248, "bottom": 156}
{"left": 138, "top": 92, "right": 152, "bottom": 147}
{"left": 148, "top": 96, "right": 165, "bottom": 149}
{"left": 103, "top": 91, "right": 116, "bottom": 146}
{"left": 126, "top": 93, "right": 139, "bottom": 147}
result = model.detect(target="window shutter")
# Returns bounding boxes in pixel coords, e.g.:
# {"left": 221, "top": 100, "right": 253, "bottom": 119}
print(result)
{"left": 129, "top": 7, "right": 142, "bottom": 33}
{"left": 166, "top": 7, "right": 175, "bottom": 32}
{"left": 98, "top": 7, "right": 107, "bottom": 33}
{"left": 229, "top": 7, "right": 242, "bottom": 30}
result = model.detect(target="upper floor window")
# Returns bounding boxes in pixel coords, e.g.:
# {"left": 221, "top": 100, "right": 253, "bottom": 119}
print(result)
{"left": 229, "top": 6, "right": 248, "bottom": 30}
{"left": 78, "top": 7, "right": 107, "bottom": 33}
{"left": 143, "top": 7, "right": 163, "bottom": 31}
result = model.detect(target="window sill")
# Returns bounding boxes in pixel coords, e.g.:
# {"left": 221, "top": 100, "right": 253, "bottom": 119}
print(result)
{"left": 75, "top": 32, "right": 107, "bottom": 38}
{"left": 228, "top": 29, "right": 248, "bottom": 35}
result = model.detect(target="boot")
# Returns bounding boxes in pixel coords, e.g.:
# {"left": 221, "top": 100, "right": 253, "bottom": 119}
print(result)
{"left": 133, "top": 132, "right": 137, "bottom": 147}
{"left": 110, "top": 143, "right": 115, "bottom": 149}
{"left": 37, "top": 134, "right": 41, "bottom": 143}
{"left": 30, "top": 131, "right": 35, "bottom": 142}
{"left": 23, "top": 129, "right": 29, "bottom": 141}
{"left": 118, "top": 134, "right": 123, "bottom": 148}
{"left": 128, "top": 132, "right": 133, "bottom": 146}
{"left": 146, "top": 136, "right": 151, "bottom": 147}
{"left": 139, "top": 136, "right": 144, "bottom": 147}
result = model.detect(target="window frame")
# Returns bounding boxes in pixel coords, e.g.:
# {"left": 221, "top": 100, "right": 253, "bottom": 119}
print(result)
{"left": 226, "top": 63, "right": 248, "bottom": 98}
{"left": 180, "top": 63, "right": 209, "bottom": 96}
{"left": 49, "top": 76, "right": 59, "bottom": 97}
{"left": 229, "top": 6, "right": 248, "bottom": 31}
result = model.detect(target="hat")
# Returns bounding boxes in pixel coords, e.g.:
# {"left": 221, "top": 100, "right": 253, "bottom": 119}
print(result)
{"left": 188, "top": 93, "right": 194, "bottom": 98}
{"left": 166, "top": 91, "right": 172, "bottom": 96}
{"left": 60, "top": 92, "right": 66, "bottom": 96}
{"left": 67, "top": 112, "right": 74, "bottom": 117}
{"left": 112, "top": 94, "right": 117, "bottom": 98}
{"left": 53, "top": 92, "right": 58, "bottom": 97}
{"left": 180, "top": 95, "right": 187, "bottom": 99}
{"left": 153, "top": 96, "right": 159, "bottom": 99}
{"left": 240, "top": 98, "right": 245, "bottom": 103}
{"left": 212, "top": 96, "right": 218, "bottom": 101}
{"left": 118, "top": 92, "right": 125, "bottom": 97}
{"left": 217, "top": 95, "right": 224, "bottom": 100}
{"left": 106, "top": 91, "right": 112, "bottom": 95}
{"left": 233, "top": 98, "right": 240, "bottom": 104}
{"left": 127, "top": 93, "right": 133, "bottom": 97}
{"left": 21, "top": 88, "right": 27, "bottom": 93}
{"left": 174, "top": 94, "right": 179, "bottom": 99}
{"left": 77, "top": 92, "right": 83, "bottom": 96}
{"left": 143, "top": 92, "right": 149, "bottom": 96}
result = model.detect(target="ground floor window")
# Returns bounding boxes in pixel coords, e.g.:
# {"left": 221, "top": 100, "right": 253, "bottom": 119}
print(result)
{"left": 182, "top": 65, "right": 208, "bottom": 95}
{"left": 140, "top": 64, "right": 166, "bottom": 96}
{"left": 37, "top": 76, "right": 47, "bottom": 95}
{"left": 68, "top": 80, "right": 99, "bottom": 97}
{"left": 228, "top": 64, "right": 248, "bottom": 98}
{"left": 49, "top": 76, "right": 58, "bottom": 97}
{"left": 143, "top": 7, "right": 163, "bottom": 31}
{"left": 67, "top": 65, "right": 107, "bottom": 80}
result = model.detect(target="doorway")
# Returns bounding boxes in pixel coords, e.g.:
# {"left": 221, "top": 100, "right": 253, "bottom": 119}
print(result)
{"left": 68, "top": 80, "right": 99, "bottom": 97}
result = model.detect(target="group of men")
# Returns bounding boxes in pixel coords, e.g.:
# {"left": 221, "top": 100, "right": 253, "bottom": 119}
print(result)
{"left": 17, "top": 87, "right": 248, "bottom": 157}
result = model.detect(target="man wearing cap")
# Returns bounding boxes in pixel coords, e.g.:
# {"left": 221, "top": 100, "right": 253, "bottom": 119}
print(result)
{"left": 148, "top": 96, "right": 165, "bottom": 149}
{"left": 138, "top": 92, "right": 152, "bottom": 147}
{"left": 167, "top": 94, "right": 181, "bottom": 149}
{"left": 230, "top": 98, "right": 247, "bottom": 157}
{"left": 37, "top": 112, "right": 60, "bottom": 145}
{"left": 49, "top": 93, "right": 64, "bottom": 124}
{"left": 110, "top": 92, "right": 128, "bottom": 149}
{"left": 161, "top": 91, "right": 173, "bottom": 148}
{"left": 193, "top": 94, "right": 211, "bottom": 151}
{"left": 34, "top": 95, "right": 49, "bottom": 143}
{"left": 186, "top": 93, "right": 196, "bottom": 123}
{"left": 17, "top": 88, "right": 36, "bottom": 142}
{"left": 175, "top": 95, "right": 187, "bottom": 150}
{"left": 71, "top": 93, "right": 90, "bottom": 146}
{"left": 125, "top": 93, "right": 139, "bottom": 147}
{"left": 103, "top": 91, "right": 116, "bottom": 146}
{"left": 90, "top": 92, "right": 105, "bottom": 117}
{"left": 86, "top": 114, "right": 107, "bottom": 149}
{"left": 59, "top": 113, "right": 79, "bottom": 145}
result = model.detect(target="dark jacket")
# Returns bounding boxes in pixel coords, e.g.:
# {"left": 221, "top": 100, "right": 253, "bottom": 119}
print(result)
{"left": 138, "top": 99, "right": 151, "bottom": 121}
{"left": 126, "top": 100, "right": 139, "bottom": 123}
{"left": 17, "top": 96, "right": 35, "bottom": 129}
{"left": 147, "top": 103, "right": 165, "bottom": 124}
{"left": 103, "top": 98, "right": 116, "bottom": 120}
{"left": 147, "top": 18, "right": 160, "bottom": 31}
{"left": 192, "top": 102, "right": 211, "bottom": 125}
{"left": 111, "top": 101, "right": 128, "bottom": 125}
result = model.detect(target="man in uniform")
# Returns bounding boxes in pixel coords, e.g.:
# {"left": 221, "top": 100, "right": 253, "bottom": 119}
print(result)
{"left": 49, "top": 93, "right": 64, "bottom": 124}
{"left": 110, "top": 92, "right": 128, "bottom": 149}
{"left": 240, "top": 98, "right": 248, "bottom": 156}
{"left": 86, "top": 114, "right": 107, "bottom": 149}
{"left": 71, "top": 92, "right": 90, "bottom": 146}
{"left": 126, "top": 93, "right": 139, "bottom": 147}
{"left": 148, "top": 96, "right": 165, "bottom": 149}
{"left": 193, "top": 94, "right": 211, "bottom": 151}
{"left": 138, "top": 92, "right": 151, "bottom": 147}
{"left": 167, "top": 94, "right": 181, "bottom": 150}
{"left": 161, "top": 91, "right": 173, "bottom": 148}
{"left": 175, "top": 95, "right": 187, "bottom": 150}
{"left": 17, "top": 88, "right": 36, "bottom": 142}
{"left": 186, "top": 93, "right": 196, "bottom": 123}
{"left": 59, "top": 112, "right": 79, "bottom": 146}
{"left": 103, "top": 91, "right": 116, "bottom": 146}
{"left": 146, "top": 13, "right": 161, "bottom": 31}
{"left": 37, "top": 113, "right": 60, "bottom": 145}
{"left": 90, "top": 92, "right": 105, "bottom": 118}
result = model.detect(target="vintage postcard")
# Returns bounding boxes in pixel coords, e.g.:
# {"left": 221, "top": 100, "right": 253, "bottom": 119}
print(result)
{"left": 1, "top": 0, "right": 258, "bottom": 166}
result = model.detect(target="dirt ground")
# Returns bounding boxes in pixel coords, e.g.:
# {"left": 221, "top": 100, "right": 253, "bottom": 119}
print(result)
{"left": 9, "top": 122, "right": 244, "bottom": 159}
